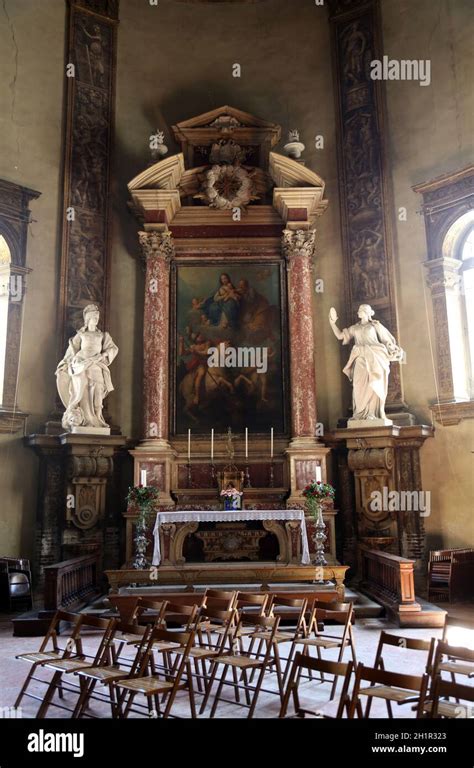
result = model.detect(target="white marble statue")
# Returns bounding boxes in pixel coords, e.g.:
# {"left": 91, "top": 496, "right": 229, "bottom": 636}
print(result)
{"left": 56, "top": 304, "right": 118, "bottom": 433}
{"left": 329, "top": 304, "right": 404, "bottom": 427}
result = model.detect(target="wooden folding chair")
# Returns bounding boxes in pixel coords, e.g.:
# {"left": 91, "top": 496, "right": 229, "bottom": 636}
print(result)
{"left": 36, "top": 614, "right": 118, "bottom": 718}
{"left": 14, "top": 610, "right": 83, "bottom": 709}
{"left": 279, "top": 652, "right": 354, "bottom": 718}
{"left": 420, "top": 641, "right": 474, "bottom": 717}
{"left": 295, "top": 601, "right": 356, "bottom": 699}
{"left": 115, "top": 627, "right": 197, "bottom": 718}
{"left": 205, "top": 614, "right": 282, "bottom": 719}
{"left": 424, "top": 676, "right": 474, "bottom": 718}
{"left": 246, "top": 596, "right": 309, "bottom": 687}
{"left": 348, "top": 663, "right": 429, "bottom": 719}
{"left": 365, "top": 631, "right": 436, "bottom": 717}
{"left": 204, "top": 588, "right": 238, "bottom": 608}
{"left": 72, "top": 620, "right": 160, "bottom": 718}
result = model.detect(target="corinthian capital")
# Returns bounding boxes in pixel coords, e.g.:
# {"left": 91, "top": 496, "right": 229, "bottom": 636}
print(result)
{"left": 138, "top": 230, "right": 175, "bottom": 263}
{"left": 282, "top": 229, "right": 317, "bottom": 261}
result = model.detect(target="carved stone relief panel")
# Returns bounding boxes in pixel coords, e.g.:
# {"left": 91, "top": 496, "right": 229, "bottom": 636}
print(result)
{"left": 58, "top": 1, "right": 118, "bottom": 350}
{"left": 328, "top": 0, "right": 404, "bottom": 411}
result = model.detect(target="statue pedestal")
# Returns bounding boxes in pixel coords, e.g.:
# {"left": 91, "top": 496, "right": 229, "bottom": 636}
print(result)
{"left": 26, "top": 432, "right": 127, "bottom": 586}
{"left": 330, "top": 425, "right": 434, "bottom": 579}
{"left": 348, "top": 418, "right": 393, "bottom": 429}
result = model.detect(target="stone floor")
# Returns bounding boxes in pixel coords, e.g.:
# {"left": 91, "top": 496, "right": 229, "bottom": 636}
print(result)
{"left": 0, "top": 603, "right": 472, "bottom": 719}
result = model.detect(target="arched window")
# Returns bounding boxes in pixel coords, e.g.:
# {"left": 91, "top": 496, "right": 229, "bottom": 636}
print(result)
{"left": 0, "top": 179, "right": 39, "bottom": 433}
{"left": 0, "top": 235, "right": 11, "bottom": 399}
{"left": 460, "top": 226, "right": 474, "bottom": 393}
{"left": 416, "top": 166, "right": 474, "bottom": 424}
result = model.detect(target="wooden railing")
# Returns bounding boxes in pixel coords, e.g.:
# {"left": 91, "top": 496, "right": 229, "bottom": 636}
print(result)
{"left": 360, "top": 549, "right": 421, "bottom": 615}
{"left": 44, "top": 554, "right": 101, "bottom": 611}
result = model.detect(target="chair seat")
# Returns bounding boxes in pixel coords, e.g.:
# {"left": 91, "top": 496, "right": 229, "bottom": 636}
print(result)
{"left": 439, "top": 661, "right": 474, "bottom": 677}
{"left": 359, "top": 685, "right": 417, "bottom": 702}
{"left": 297, "top": 637, "right": 343, "bottom": 649}
{"left": 16, "top": 651, "right": 62, "bottom": 665}
{"left": 212, "top": 654, "right": 263, "bottom": 669}
{"left": 174, "top": 647, "right": 220, "bottom": 659}
{"left": 43, "top": 658, "right": 91, "bottom": 673}
{"left": 247, "top": 630, "right": 300, "bottom": 644}
{"left": 151, "top": 640, "right": 181, "bottom": 652}
{"left": 116, "top": 676, "right": 184, "bottom": 695}
{"left": 75, "top": 665, "right": 131, "bottom": 683}
{"left": 423, "top": 700, "right": 472, "bottom": 717}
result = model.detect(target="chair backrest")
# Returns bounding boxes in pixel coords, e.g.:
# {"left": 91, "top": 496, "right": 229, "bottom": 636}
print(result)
{"left": 39, "top": 610, "right": 83, "bottom": 654}
{"left": 433, "top": 639, "right": 474, "bottom": 676}
{"left": 163, "top": 602, "right": 200, "bottom": 629}
{"left": 268, "top": 596, "right": 308, "bottom": 636}
{"left": 235, "top": 592, "right": 269, "bottom": 614}
{"left": 429, "top": 676, "right": 474, "bottom": 718}
{"left": 204, "top": 589, "right": 237, "bottom": 607}
{"left": 352, "top": 662, "right": 429, "bottom": 718}
{"left": 289, "top": 652, "right": 354, "bottom": 718}
{"left": 238, "top": 613, "right": 281, "bottom": 662}
{"left": 136, "top": 598, "right": 168, "bottom": 626}
{"left": 374, "top": 631, "right": 436, "bottom": 673}
{"left": 115, "top": 620, "right": 157, "bottom": 677}
{"left": 79, "top": 614, "right": 118, "bottom": 665}
{"left": 198, "top": 606, "right": 238, "bottom": 647}
{"left": 310, "top": 602, "right": 353, "bottom": 637}
{"left": 149, "top": 626, "right": 196, "bottom": 681}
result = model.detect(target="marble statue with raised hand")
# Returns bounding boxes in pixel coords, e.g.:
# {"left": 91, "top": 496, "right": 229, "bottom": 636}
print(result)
{"left": 56, "top": 304, "right": 118, "bottom": 433}
{"left": 329, "top": 304, "right": 404, "bottom": 427}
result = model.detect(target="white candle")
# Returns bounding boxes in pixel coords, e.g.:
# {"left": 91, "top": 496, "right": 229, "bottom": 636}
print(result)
{"left": 245, "top": 428, "right": 248, "bottom": 459}
{"left": 270, "top": 428, "right": 274, "bottom": 459}
{"left": 140, "top": 469, "right": 147, "bottom": 487}
{"left": 211, "top": 428, "right": 214, "bottom": 462}
{"left": 188, "top": 429, "right": 191, "bottom": 462}
{"left": 316, "top": 464, "right": 322, "bottom": 482}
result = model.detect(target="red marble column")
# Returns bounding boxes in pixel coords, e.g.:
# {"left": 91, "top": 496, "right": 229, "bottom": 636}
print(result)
{"left": 139, "top": 231, "right": 174, "bottom": 441}
{"left": 283, "top": 229, "right": 318, "bottom": 439}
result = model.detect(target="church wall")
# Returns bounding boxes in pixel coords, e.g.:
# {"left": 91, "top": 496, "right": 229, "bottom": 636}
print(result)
{"left": 382, "top": 0, "right": 474, "bottom": 550}
{"left": 0, "top": 0, "right": 65, "bottom": 559}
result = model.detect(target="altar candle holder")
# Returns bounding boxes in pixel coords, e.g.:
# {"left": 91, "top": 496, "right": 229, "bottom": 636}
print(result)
{"left": 186, "top": 462, "right": 192, "bottom": 488}
{"left": 211, "top": 463, "right": 217, "bottom": 487}
{"left": 269, "top": 461, "right": 275, "bottom": 488}
{"left": 244, "top": 464, "right": 252, "bottom": 488}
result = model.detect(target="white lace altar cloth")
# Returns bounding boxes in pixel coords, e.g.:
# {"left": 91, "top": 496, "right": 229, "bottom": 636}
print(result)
{"left": 152, "top": 509, "right": 310, "bottom": 566}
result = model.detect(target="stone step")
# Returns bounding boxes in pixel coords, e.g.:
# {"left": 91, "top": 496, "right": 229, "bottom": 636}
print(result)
{"left": 10, "top": 610, "right": 55, "bottom": 637}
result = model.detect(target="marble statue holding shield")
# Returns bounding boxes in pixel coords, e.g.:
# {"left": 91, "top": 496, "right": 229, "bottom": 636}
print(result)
{"left": 329, "top": 304, "right": 404, "bottom": 427}
{"left": 56, "top": 304, "right": 118, "bottom": 433}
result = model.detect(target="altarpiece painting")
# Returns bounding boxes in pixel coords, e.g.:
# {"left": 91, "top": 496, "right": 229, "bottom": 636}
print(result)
{"left": 172, "top": 261, "right": 288, "bottom": 435}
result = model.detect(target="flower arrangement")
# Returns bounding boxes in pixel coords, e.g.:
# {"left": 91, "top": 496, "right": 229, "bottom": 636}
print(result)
{"left": 302, "top": 480, "right": 335, "bottom": 516}
{"left": 126, "top": 485, "right": 159, "bottom": 569}
{"left": 220, "top": 488, "right": 244, "bottom": 499}
{"left": 302, "top": 480, "right": 335, "bottom": 569}
{"left": 220, "top": 484, "right": 243, "bottom": 510}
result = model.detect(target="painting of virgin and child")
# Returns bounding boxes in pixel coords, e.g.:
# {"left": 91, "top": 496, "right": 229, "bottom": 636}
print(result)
{"left": 174, "top": 263, "right": 287, "bottom": 434}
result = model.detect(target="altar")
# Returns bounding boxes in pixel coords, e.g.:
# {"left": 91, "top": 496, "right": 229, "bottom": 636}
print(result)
{"left": 152, "top": 509, "right": 311, "bottom": 566}
{"left": 116, "top": 105, "right": 347, "bottom": 594}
